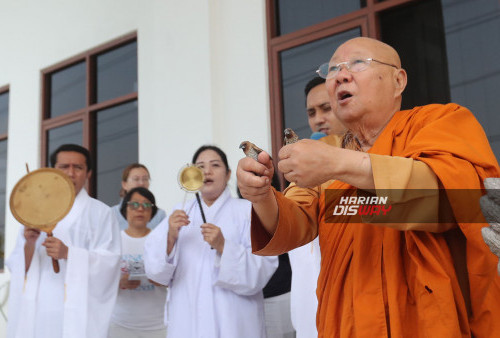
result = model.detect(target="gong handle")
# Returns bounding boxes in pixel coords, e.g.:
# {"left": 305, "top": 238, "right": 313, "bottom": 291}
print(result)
{"left": 195, "top": 192, "right": 207, "bottom": 223}
{"left": 47, "top": 232, "right": 60, "bottom": 273}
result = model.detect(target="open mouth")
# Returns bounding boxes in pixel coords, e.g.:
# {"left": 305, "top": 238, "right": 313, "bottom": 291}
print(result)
{"left": 337, "top": 90, "right": 353, "bottom": 102}
{"left": 204, "top": 179, "right": 214, "bottom": 184}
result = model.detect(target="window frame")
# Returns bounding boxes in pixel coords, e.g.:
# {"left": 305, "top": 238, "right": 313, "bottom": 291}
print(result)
{"left": 265, "top": 0, "right": 418, "bottom": 162}
{"left": 0, "top": 84, "right": 9, "bottom": 272}
{"left": 40, "top": 32, "right": 138, "bottom": 196}
{"left": 0, "top": 85, "right": 8, "bottom": 142}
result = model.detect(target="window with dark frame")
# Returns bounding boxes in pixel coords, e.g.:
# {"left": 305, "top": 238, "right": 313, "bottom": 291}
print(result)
{"left": 41, "top": 33, "right": 138, "bottom": 207}
{"left": 266, "top": 0, "right": 462, "bottom": 165}
{"left": 0, "top": 86, "right": 9, "bottom": 271}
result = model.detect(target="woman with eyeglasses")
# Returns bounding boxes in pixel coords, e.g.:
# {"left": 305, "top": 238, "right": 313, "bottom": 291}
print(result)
{"left": 144, "top": 145, "right": 278, "bottom": 338}
{"left": 111, "top": 163, "right": 166, "bottom": 230}
{"left": 108, "top": 187, "right": 167, "bottom": 338}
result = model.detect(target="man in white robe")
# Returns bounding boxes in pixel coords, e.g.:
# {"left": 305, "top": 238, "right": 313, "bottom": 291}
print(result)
{"left": 144, "top": 187, "right": 278, "bottom": 338}
{"left": 6, "top": 144, "right": 121, "bottom": 338}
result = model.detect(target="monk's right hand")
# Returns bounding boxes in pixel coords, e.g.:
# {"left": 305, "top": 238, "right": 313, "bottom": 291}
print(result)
{"left": 237, "top": 151, "right": 274, "bottom": 204}
{"left": 167, "top": 210, "right": 190, "bottom": 254}
{"left": 24, "top": 227, "right": 41, "bottom": 246}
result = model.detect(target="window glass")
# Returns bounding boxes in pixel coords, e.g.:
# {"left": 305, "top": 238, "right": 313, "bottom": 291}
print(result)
{"left": 96, "top": 101, "right": 138, "bottom": 206}
{"left": 50, "top": 62, "right": 86, "bottom": 118}
{"left": 441, "top": 0, "right": 500, "bottom": 160}
{"left": 280, "top": 28, "right": 360, "bottom": 140}
{"left": 0, "top": 92, "right": 8, "bottom": 135}
{"left": 0, "top": 139, "right": 7, "bottom": 270}
{"left": 96, "top": 41, "right": 138, "bottom": 103}
{"left": 380, "top": 0, "right": 450, "bottom": 110}
{"left": 47, "top": 121, "right": 83, "bottom": 165}
{"left": 275, "top": 0, "right": 364, "bottom": 36}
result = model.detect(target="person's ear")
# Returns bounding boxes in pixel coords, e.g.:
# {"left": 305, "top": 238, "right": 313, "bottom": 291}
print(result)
{"left": 226, "top": 169, "right": 232, "bottom": 183}
{"left": 394, "top": 68, "right": 407, "bottom": 97}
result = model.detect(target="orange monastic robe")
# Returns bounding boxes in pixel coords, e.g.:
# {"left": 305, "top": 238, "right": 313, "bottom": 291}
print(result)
{"left": 251, "top": 104, "right": 500, "bottom": 337}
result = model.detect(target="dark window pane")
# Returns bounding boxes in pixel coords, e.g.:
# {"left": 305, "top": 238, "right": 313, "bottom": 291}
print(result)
{"left": 46, "top": 122, "right": 83, "bottom": 165}
{"left": 96, "top": 41, "right": 138, "bottom": 103}
{"left": 49, "top": 62, "right": 86, "bottom": 118}
{"left": 280, "top": 29, "right": 360, "bottom": 140}
{"left": 0, "top": 91, "right": 9, "bottom": 135}
{"left": 380, "top": 0, "right": 450, "bottom": 110}
{"left": 96, "top": 101, "right": 138, "bottom": 206}
{"left": 0, "top": 139, "right": 7, "bottom": 269}
{"left": 441, "top": 0, "right": 500, "bottom": 161}
{"left": 276, "top": 0, "right": 363, "bottom": 36}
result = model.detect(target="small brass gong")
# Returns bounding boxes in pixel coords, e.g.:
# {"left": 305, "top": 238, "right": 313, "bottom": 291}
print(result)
{"left": 178, "top": 165, "right": 204, "bottom": 192}
{"left": 177, "top": 164, "right": 207, "bottom": 224}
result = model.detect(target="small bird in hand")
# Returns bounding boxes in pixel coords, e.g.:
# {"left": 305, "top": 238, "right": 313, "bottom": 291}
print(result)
{"left": 239, "top": 141, "right": 264, "bottom": 161}
{"left": 284, "top": 128, "right": 299, "bottom": 145}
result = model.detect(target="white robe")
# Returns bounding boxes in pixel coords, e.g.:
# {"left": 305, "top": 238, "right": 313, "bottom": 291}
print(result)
{"left": 6, "top": 189, "right": 121, "bottom": 338}
{"left": 288, "top": 238, "right": 321, "bottom": 338}
{"left": 144, "top": 188, "right": 278, "bottom": 338}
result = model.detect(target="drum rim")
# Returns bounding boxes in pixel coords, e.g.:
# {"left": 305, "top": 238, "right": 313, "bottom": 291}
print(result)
{"left": 9, "top": 168, "right": 76, "bottom": 229}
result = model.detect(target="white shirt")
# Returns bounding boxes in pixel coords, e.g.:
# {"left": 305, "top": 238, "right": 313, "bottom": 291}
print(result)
{"left": 288, "top": 237, "right": 321, "bottom": 338}
{"left": 111, "top": 231, "right": 167, "bottom": 330}
{"left": 144, "top": 188, "right": 278, "bottom": 338}
{"left": 6, "top": 189, "right": 121, "bottom": 338}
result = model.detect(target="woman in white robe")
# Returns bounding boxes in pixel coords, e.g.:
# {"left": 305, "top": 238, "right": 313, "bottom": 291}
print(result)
{"left": 144, "top": 145, "right": 278, "bottom": 338}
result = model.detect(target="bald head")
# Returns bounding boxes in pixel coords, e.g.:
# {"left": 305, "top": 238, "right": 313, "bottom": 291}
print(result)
{"left": 325, "top": 37, "right": 407, "bottom": 148}
{"left": 332, "top": 37, "right": 402, "bottom": 68}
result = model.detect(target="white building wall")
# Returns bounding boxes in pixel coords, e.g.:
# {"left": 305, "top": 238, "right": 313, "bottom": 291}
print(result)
{"left": 0, "top": 1, "right": 270, "bottom": 336}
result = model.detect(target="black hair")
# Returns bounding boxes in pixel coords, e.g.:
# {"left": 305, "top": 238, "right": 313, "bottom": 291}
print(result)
{"left": 192, "top": 145, "right": 230, "bottom": 173}
{"left": 304, "top": 76, "right": 326, "bottom": 99}
{"left": 120, "top": 187, "right": 158, "bottom": 220}
{"left": 49, "top": 144, "right": 92, "bottom": 172}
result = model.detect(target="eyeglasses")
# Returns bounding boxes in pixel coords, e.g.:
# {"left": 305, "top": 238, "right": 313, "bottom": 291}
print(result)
{"left": 128, "top": 176, "right": 150, "bottom": 184}
{"left": 316, "top": 58, "right": 399, "bottom": 79}
{"left": 127, "top": 201, "right": 154, "bottom": 210}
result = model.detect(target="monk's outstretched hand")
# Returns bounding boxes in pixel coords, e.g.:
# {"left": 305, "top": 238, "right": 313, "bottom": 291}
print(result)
{"left": 237, "top": 151, "right": 274, "bottom": 204}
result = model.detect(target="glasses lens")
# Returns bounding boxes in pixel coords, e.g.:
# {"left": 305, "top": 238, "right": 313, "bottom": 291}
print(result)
{"left": 349, "top": 59, "right": 369, "bottom": 73}
{"left": 316, "top": 63, "right": 330, "bottom": 79}
{"left": 130, "top": 176, "right": 149, "bottom": 183}
{"left": 127, "top": 202, "right": 139, "bottom": 210}
{"left": 127, "top": 202, "right": 153, "bottom": 210}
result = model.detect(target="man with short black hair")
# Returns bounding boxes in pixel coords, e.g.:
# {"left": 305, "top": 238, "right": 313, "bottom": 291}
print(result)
{"left": 7, "top": 144, "right": 121, "bottom": 338}
{"left": 304, "top": 76, "right": 345, "bottom": 136}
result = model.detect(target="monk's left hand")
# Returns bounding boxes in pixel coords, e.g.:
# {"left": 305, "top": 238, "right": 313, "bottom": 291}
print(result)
{"left": 42, "top": 236, "right": 69, "bottom": 260}
{"left": 201, "top": 223, "right": 225, "bottom": 254}
{"left": 278, "top": 139, "right": 337, "bottom": 188}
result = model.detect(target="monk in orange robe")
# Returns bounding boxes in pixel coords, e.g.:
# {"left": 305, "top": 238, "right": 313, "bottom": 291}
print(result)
{"left": 237, "top": 37, "right": 500, "bottom": 337}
